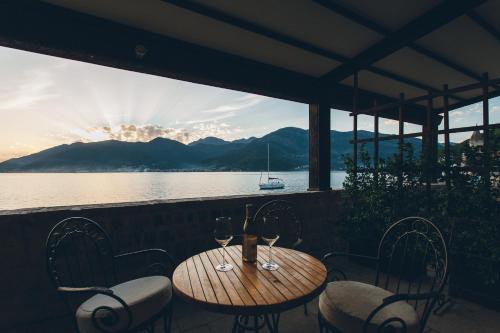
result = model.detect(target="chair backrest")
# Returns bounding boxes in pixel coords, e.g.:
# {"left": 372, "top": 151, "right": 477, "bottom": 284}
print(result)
{"left": 46, "top": 217, "right": 116, "bottom": 289}
{"left": 253, "top": 200, "right": 303, "bottom": 249}
{"left": 375, "top": 217, "right": 448, "bottom": 325}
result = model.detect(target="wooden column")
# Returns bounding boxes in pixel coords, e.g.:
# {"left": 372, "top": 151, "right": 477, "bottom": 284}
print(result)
{"left": 374, "top": 100, "right": 379, "bottom": 173}
{"left": 309, "top": 102, "right": 331, "bottom": 191}
{"left": 398, "top": 93, "right": 405, "bottom": 165}
{"left": 353, "top": 72, "right": 359, "bottom": 176}
{"left": 443, "top": 84, "right": 451, "bottom": 188}
{"left": 425, "top": 91, "right": 433, "bottom": 198}
{"left": 482, "top": 72, "right": 490, "bottom": 185}
{"left": 398, "top": 93, "right": 405, "bottom": 188}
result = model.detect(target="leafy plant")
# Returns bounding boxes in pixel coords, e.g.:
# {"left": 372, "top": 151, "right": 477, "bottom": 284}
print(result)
{"left": 340, "top": 139, "right": 500, "bottom": 289}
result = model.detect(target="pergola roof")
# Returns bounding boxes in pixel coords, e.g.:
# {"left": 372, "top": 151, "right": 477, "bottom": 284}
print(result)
{"left": 1, "top": 0, "right": 499, "bottom": 125}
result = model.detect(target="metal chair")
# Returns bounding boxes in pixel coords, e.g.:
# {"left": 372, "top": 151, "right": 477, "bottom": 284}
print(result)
{"left": 46, "top": 217, "right": 176, "bottom": 333}
{"left": 231, "top": 200, "right": 303, "bottom": 333}
{"left": 318, "top": 217, "right": 448, "bottom": 333}
{"left": 253, "top": 199, "right": 303, "bottom": 250}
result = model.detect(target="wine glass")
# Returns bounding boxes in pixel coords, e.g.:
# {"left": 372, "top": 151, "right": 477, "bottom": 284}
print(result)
{"left": 214, "top": 217, "right": 234, "bottom": 272}
{"left": 261, "top": 216, "right": 280, "bottom": 271}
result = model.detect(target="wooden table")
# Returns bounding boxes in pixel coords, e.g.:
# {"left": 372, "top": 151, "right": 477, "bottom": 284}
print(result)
{"left": 173, "top": 245, "right": 327, "bottom": 331}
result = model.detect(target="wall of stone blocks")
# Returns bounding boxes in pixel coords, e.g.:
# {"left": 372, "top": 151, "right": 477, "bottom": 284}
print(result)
{"left": 0, "top": 190, "right": 344, "bottom": 332}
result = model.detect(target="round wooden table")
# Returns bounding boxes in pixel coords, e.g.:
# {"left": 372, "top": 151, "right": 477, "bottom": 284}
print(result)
{"left": 173, "top": 245, "right": 327, "bottom": 332}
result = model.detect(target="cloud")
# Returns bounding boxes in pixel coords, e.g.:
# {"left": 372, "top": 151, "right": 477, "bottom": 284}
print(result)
{"left": 75, "top": 122, "right": 238, "bottom": 144}
{"left": 185, "top": 112, "right": 235, "bottom": 125}
{"left": 383, "top": 119, "right": 398, "bottom": 126}
{"left": 450, "top": 110, "right": 464, "bottom": 118}
{"left": 204, "top": 93, "right": 269, "bottom": 113}
{"left": 0, "top": 68, "right": 59, "bottom": 110}
{"left": 81, "top": 124, "right": 179, "bottom": 142}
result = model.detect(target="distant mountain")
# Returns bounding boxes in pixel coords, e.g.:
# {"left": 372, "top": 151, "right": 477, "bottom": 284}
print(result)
{"left": 0, "top": 127, "right": 424, "bottom": 172}
{"left": 189, "top": 136, "right": 229, "bottom": 146}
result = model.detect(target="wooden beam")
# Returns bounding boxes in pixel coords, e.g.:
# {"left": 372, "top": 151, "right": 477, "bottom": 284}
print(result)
{"left": 350, "top": 123, "right": 500, "bottom": 144}
{"left": 374, "top": 100, "right": 379, "bottom": 171}
{"left": 319, "top": 0, "right": 486, "bottom": 84}
{"left": 443, "top": 84, "right": 450, "bottom": 188}
{"left": 313, "top": 0, "right": 470, "bottom": 100}
{"left": 0, "top": 1, "right": 320, "bottom": 105}
{"left": 425, "top": 92, "right": 433, "bottom": 200}
{"left": 309, "top": 103, "right": 331, "bottom": 191}
{"left": 398, "top": 93, "right": 405, "bottom": 165}
{"left": 468, "top": 11, "right": 500, "bottom": 42}
{"left": 315, "top": 0, "right": 496, "bottom": 90}
{"left": 482, "top": 72, "right": 490, "bottom": 184}
{"left": 445, "top": 88, "right": 500, "bottom": 113}
{"left": 353, "top": 72, "right": 359, "bottom": 174}
{"left": 0, "top": 1, "right": 433, "bottom": 126}
{"left": 439, "top": 123, "right": 500, "bottom": 134}
{"left": 353, "top": 76, "right": 500, "bottom": 116}
{"left": 163, "top": 0, "right": 464, "bottom": 101}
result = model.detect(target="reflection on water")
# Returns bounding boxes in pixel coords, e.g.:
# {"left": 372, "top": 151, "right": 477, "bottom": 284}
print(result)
{"left": 0, "top": 171, "right": 346, "bottom": 211}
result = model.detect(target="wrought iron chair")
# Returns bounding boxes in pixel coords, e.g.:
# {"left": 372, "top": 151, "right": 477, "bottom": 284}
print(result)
{"left": 318, "top": 217, "right": 448, "bottom": 333}
{"left": 46, "top": 217, "right": 176, "bottom": 333}
{"left": 253, "top": 199, "right": 303, "bottom": 250}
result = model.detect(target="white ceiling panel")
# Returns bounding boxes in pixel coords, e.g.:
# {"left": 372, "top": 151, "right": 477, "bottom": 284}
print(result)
{"left": 416, "top": 16, "right": 500, "bottom": 79}
{"left": 374, "top": 47, "right": 476, "bottom": 94}
{"left": 332, "top": 0, "right": 442, "bottom": 31}
{"left": 192, "top": 0, "right": 383, "bottom": 58}
{"left": 475, "top": 1, "right": 500, "bottom": 32}
{"left": 45, "top": 0, "right": 340, "bottom": 77}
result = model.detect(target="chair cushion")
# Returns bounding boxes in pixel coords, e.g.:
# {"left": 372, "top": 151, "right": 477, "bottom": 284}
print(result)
{"left": 76, "top": 276, "right": 172, "bottom": 333}
{"left": 319, "top": 281, "right": 419, "bottom": 333}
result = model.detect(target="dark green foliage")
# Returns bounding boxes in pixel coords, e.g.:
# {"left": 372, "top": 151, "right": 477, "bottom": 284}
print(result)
{"left": 341, "top": 140, "right": 500, "bottom": 291}
{"left": 341, "top": 143, "right": 428, "bottom": 255}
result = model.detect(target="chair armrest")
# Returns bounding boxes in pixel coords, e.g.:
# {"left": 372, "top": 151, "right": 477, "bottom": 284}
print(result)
{"left": 114, "top": 248, "right": 177, "bottom": 277}
{"left": 57, "top": 286, "right": 114, "bottom": 295}
{"left": 321, "top": 251, "right": 379, "bottom": 282}
{"left": 58, "top": 285, "right": 133, "bottom": 331}
{"left": 383, "top": 291, "right": 439, "bottom": 304}
{"left": 322, "top": 251, "right": 379, "bottom": 263}
{"left": 363, "top": 292, "right": 438, "bottom": 333}
{"left": 291, "top": 238, "right": 304, "bottom": 250}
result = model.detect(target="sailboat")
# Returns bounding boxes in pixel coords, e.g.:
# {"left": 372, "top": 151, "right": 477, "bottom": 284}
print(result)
{"left": 259, "top": 143, "right": 285, "bottom": 190}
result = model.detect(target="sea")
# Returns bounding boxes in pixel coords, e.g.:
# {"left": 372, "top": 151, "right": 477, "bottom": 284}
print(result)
{"left": 0, "top": 171, "right": 347, "bottom": 211}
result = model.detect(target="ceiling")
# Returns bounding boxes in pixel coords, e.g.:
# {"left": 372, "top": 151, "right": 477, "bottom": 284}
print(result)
{"left": 1, "top": 0, "right": 499, "bottom": 124}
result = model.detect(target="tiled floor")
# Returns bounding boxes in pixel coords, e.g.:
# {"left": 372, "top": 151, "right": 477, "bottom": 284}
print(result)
{"left": 170, "top": 293, "right": 500, "bottom": 333}
{"left": 8, "top": 260, "right": 500, "bottom": 333}
{"left": 168, "top": 257, "right": 500, "bottom": 333}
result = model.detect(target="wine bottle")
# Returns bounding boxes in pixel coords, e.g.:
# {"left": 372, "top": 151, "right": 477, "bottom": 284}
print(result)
{"left": 242, "top": 203, "right": 257, "bottom": 263}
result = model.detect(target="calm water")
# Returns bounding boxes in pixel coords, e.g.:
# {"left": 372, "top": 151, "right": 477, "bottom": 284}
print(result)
{"left": 0, "top": 171, "right": 346, "bottom": 211}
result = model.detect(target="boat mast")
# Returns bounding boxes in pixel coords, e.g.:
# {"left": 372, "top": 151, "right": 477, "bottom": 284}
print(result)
{"left": 267, "top": 143, "right": 270, "bottom": 180}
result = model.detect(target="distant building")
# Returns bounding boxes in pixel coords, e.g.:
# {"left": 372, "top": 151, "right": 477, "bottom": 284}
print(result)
{"left": 469, "top": 130, "right": 484, "bottom": 148}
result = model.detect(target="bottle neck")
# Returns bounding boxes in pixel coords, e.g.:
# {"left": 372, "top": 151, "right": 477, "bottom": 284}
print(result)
{"left": 245, "top": 205, "right": 254, "bottom": 220}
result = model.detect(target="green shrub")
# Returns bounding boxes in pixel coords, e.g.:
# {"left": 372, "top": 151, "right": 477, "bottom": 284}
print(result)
{"left": 340, "top": 142, "right": 499, "bottom": 287}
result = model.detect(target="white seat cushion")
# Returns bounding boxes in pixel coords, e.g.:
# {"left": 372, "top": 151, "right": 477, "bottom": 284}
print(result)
{"left": 76, "top": 276, "right": 172, "bottom": 333}
{"left": 319, "top": 281, "right": 420, "bottom": 333}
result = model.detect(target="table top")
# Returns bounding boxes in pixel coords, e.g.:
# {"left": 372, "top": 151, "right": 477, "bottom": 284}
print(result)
{"left": 172, "top": 245, "right": 327, "bottom": 315}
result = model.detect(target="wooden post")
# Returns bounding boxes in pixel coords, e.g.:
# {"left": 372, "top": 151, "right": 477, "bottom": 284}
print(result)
{"left": 425, "top": 91, "right": 433, "bottom": 205}
{"left": 353, "top": 72, "right": 358, "bottom": 176}
{"left": 374, "top": 99, "right": 379, "bottom": 173}
{"left": 398, "top": 93, "right": 404, "bottom": 188}
{"left": 443, "top": 84, "right": 450, "bottom": 189}
{"left": 482, "top": 72, "right": 490, "bottom": 185}
{"left": 309, "top": 102, "right": 331, "bottom": 191}
{"left": 398, "top": 93, "right": 405, "bottom": 165}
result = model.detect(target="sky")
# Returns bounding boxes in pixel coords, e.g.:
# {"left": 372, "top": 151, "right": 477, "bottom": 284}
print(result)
{"left": 0, "top": 46, "right": 499, "bottom": 162}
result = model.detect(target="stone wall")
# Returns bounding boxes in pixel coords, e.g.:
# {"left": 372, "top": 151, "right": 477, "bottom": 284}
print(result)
{"left": 0, "top": 191, "right": 343, "bottom": 332}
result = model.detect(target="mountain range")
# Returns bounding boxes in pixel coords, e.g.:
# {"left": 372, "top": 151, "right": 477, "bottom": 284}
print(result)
{"left": 0, "top": 127, "right": 423, "bottom": 172}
